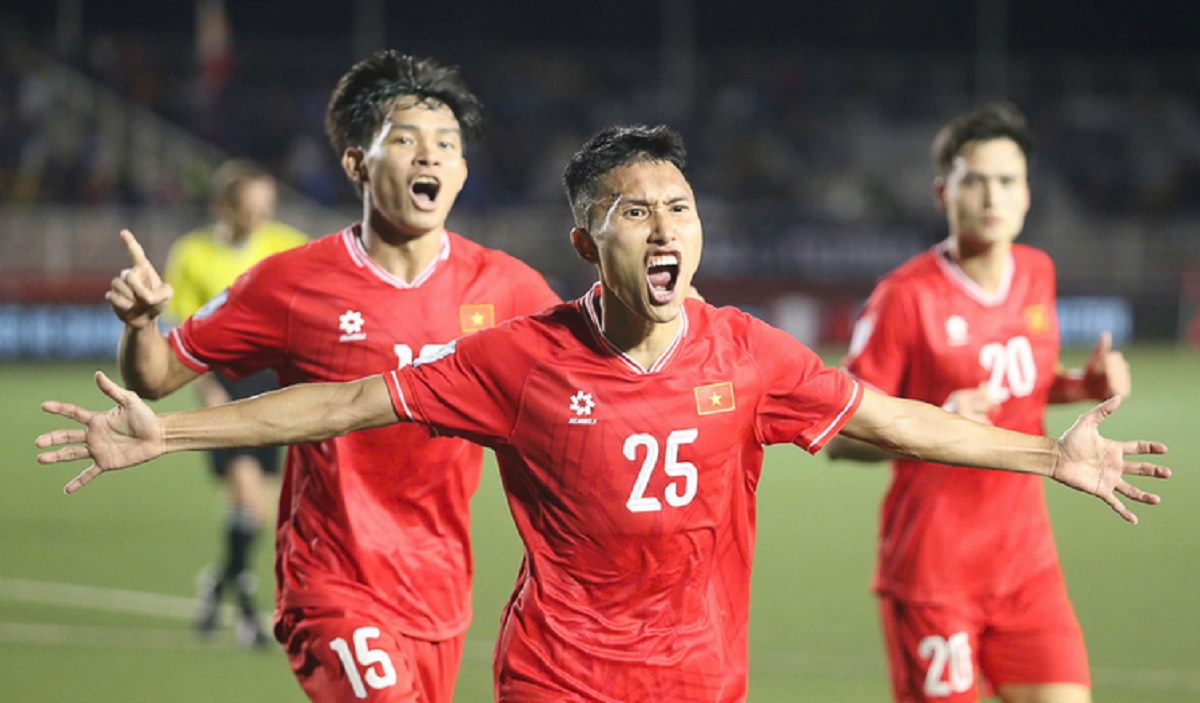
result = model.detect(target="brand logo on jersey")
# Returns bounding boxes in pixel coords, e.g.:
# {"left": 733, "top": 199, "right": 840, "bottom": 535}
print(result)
{"left": 339, "top": 310, "right": 366, "bottom": 342}
{"left": 945, "top": 315, "right": 969, "bottom": 346}
{"left": 1024, "top": 304, "right": 1049, "bottom": 334}
{"left": 460, "top": 304, "right": 495, "bottom": 333}
{"left": 695, "top": 382, "right": 736, "bottom": 415}
{"left": 568, "top": 390, "right": 597, "bottom": 425}
{"left": 194, "top": 290, "right": 228, "bottom": 320}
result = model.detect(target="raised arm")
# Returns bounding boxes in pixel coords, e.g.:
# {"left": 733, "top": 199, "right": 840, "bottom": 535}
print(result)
{"left": 36, "top": 371, "right": 400, "bottom": 493}
{"left": 108, "top": 229, "right": 198, "bottom": 398}
{"left": 840, "top": 387, "right": 1169, "bottom": 523}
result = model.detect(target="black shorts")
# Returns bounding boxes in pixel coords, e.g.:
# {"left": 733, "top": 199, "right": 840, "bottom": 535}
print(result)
{"left": 208, "top": 370, "right": 283, "bottom": 478}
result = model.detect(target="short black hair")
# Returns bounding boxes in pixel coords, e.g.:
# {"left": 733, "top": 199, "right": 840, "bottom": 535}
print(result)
{"left": 324, "top": 51, "right": 485, "bottom": 157}
{"left": 563, "top": 124, "right": 688, "bottom": 229}
{"left": 932, "top": 102, "right": 1034, "bottom": 177}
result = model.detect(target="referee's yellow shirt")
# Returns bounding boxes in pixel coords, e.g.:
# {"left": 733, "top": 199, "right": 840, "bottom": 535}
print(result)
{"left": 164, "top": 221, "right": 309, "bottom": 322}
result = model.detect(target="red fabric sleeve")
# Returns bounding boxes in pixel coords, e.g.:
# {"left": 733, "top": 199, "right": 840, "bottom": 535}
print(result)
{"left": 385, "top": 326, "right": 526, "bottom": 447}
{"left": 842, "top": 278, "right": 914, "bottom": 396}
{"left": 170, "top": 258, "right": 291, "bottom": 380}
{"left": 751, "top": 319, "right": 863, "bottom": 453}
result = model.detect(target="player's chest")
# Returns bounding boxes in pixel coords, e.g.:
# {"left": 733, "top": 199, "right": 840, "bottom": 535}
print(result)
{"left": 508, "top": 363, "right": 758, "bottom": 531}
{"left": 289, "top": 277, "right": 509, "bottom": 380}
{"left": 914, "top": 289, "right": 1060, "bottom": 399}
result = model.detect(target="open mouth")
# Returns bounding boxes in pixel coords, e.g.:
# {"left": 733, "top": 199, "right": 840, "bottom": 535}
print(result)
{"left": 411, "top": 175, "right": 441, "bottom": 210}
{"left": 647, "top": 252, "right": 680, "bottom": 304}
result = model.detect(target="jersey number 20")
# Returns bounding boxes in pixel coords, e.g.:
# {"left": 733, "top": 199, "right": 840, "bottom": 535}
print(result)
{"left": 978, "top": 336, "right": 1036, "bottom": 403}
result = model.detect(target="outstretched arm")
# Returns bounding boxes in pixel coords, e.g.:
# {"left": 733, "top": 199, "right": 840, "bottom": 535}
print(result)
{"left": 826, "top": 382, "right": 997, "bottom": 463}
{"left": 840, "top": 388, "right": 1169, "bottom": 523}
{"left": 36, "top": 371, "right": 399, "bottom": 493}
{"left": 108, "top": 229, "right": 198, "bottom": 398}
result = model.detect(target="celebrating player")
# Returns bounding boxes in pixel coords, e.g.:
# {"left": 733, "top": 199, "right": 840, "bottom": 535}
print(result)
{"left": 827, "top": 103, "right": 1130, "bottom": 703}
{"left": 102, "top": 51, "right": 560, "bottom": 702}
{"left": 40, "top": 124, "right": 1168, "bottom": 703}
{"left": 113, "top": 159, "right": 308, "bottom": 647}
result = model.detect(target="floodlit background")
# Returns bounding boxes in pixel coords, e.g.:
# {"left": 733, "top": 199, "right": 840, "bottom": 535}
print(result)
{"left": 2, "top": 1, "right": 1198, "bottom": 701}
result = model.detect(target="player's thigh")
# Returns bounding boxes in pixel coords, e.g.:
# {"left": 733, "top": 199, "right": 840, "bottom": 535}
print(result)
{"left": 281, "top": 607, "right": 465, "bottom": 703}
{"left": 282, "top": 607, "right": 424, "bottom": 703}
{"left": 980, "top": 567, "right": 1090, "bottom": 693}
{"left": 878, "top": 596, "right": 985, "bottom": 703}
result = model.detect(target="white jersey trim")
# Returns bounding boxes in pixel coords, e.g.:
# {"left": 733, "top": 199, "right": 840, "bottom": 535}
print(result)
{"left": 806, "top": 379, "right": 862, "bottom": 452}
{"left": 579, "top": 283, "right": 688, "bottom": 375}
{"left": 340, "top": 226, "right": 451, "bottom": 290}
{"left": 932, "top": 241, "right": 1013, "bottom": 307}
{"left": 168, "top": 328, "right": 210, "bottom": 372}
{"left": 387, "top": 370, "right": 417, "bottom": 421}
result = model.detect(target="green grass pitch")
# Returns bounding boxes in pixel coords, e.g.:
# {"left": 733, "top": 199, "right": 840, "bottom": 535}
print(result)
{"left": 1, "top": 347, "right": 1197, "bottom": 701}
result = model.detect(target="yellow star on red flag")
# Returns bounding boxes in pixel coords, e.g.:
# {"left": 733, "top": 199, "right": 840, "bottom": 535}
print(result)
{"left": 695, "top": 381, "right": 736, "bottom": 415}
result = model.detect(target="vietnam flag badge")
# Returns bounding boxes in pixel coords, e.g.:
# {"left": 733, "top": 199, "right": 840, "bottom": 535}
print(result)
{"left": 459, "top": 304, "right": 495, "bottom": 333}
{"left": 695, "top": 381, "right": 736, "bottom": 415}
{"left": 1024, "top": 304, "right": 1049, "bottom": 334}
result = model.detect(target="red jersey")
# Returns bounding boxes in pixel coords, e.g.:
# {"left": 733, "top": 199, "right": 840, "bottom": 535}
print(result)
{"left": 386, "top": 284, "right": 863, "bottom": 702}
{"left": 844, "top": 242, "right": 1062, "bottom": 603}
{"left": 169, "top": 225, "right": 560, "bottom": 640}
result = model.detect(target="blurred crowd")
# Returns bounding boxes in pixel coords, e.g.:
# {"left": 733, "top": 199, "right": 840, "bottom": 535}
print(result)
{"left": 4, "top": 28, "right": 1200, "bottom": 229}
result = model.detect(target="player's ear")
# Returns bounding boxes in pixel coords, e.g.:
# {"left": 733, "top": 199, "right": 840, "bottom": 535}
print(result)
{"left": 341, "top": 148, "right": 367, "bottom": 185}
{"left": 932, "top": 176, "right": 947, "bottom": 212}
{"left": 571, "top": 227, "right": 599, "bottom": 264}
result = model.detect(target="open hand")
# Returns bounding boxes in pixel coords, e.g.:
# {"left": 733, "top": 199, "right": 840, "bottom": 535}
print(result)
{"left": 1051, "top": 395, "right": 1169, "bottom": 523}
{"left": 106, "top": 229, "right": 174, "bottom": 329}
{"left": 36, "top": 371, "right": 166, "bottom": 494}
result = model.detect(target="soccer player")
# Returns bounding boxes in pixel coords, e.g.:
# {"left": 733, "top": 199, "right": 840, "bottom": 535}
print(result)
{"left": 825, "top": 103, "right": 1129, "bottom": 703}
{"left": 101, "top": 51, "right": 560, "bottom": 702}
{"left": 111, "top": 159, "right": 308, "bottom": 647}
{"left": 38, "top": 124, "right": 1169, "bottom": 703}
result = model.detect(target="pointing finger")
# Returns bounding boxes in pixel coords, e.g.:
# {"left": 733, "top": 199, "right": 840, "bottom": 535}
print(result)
{"left": 121, "top": 229, "right": 150, "bottom": 267}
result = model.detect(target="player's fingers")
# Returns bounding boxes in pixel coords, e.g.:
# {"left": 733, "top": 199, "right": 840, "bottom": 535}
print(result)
{"left": 95, "top": 371, "right": 137, "bottom": 407}
{"left": 1121, "top": 459, "right": 1171, "bottom": 479}
{"left": 35, "top": 428, "right": 88, "bottom": 450}
{"left": 1093, "top": 331, "right": 1112, "bottom": 359}
{"left": 1103, "top": 493, "right": 1138, "bottom": 525}
{"left": 121, "top": 229, "right": 151, "bottom": 267}
{"left": 37, "top": 445, "right": 93, "bottom": 464}
{"left": 1115, "top": 480, "right": 1161, "bottom": 506}
{"left": 104, "top": 290, "right": 134, "bottom": 313}
{"left": 64, "top": 465, "right": 103, "bottom": 494}
{"left": 40, "top": 400, "right": 93, "bottom": 426}
{"left": 1087, "top": 395, "right": 1122, "bottom": 425}
{"left": 1119, "top": 440, "right": 1169, "bottom": 457}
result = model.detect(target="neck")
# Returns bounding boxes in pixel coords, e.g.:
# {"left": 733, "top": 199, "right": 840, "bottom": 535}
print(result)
{"left": 214, "top": 222, "right": 250, "bottom": 246}
{"left": 360, "top": 209, "right": 445, "bottom": 284}
{"left": 596, "top": 287, "right": 682, "bottom": 370}
{"left": 946, "top": 235, "right": 1010, "bottom": 295}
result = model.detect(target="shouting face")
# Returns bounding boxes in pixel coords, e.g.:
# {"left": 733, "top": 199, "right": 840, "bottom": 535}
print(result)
{"left": 345, "top": 97, "right": 468, "bottom": 240}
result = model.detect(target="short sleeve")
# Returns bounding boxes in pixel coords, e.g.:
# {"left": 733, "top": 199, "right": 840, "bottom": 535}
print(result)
{"left": 751, "top": 320, "right": 863, "bottom": 453}
{"left": 170, "top": 259, "right": 290, "bottom": 378}
{"left": 842, "top": 278, "right": 914, "bottom": 397}
{"left": 386, "top": 325, "right": 526, "bottom": 448}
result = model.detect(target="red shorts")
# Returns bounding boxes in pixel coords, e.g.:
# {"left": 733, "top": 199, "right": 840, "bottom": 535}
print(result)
{"left": 279, "top": 606, "right": 465, "bottom": 703}
{"left": 878, "top": 566, "right": 1090, "bottom": 702}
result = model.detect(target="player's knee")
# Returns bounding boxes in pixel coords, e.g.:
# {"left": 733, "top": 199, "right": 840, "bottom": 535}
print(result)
{"left": 997, "top": 683, "right": 1091, "bottom": 703}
